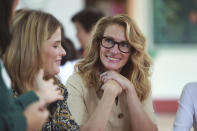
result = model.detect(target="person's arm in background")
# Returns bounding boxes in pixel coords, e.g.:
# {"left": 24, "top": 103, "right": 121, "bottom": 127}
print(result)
{"left": 0, "top": 65, "right": 63, "bottom": 131}
{"left": 0, "top": 65, "right": 48, "bottom": 131}
{"left": 101, "top": 71, "right": 158, "bottom": 131}
{"left": 15, "top": 91, "right": 39, "bottom": 109}
{"left": 173, "top": 83, "right": 195, "bottom": 131}
{"left": 0, "top": 99, "right": 49, "bottom": 131}
{"left": 0, "top": 80, "right": 28, "bottom": 131}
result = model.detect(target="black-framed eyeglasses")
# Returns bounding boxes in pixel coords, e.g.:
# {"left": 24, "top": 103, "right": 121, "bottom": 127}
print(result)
{"left": 100, "top": 36, "right": 131, "bottom": 53}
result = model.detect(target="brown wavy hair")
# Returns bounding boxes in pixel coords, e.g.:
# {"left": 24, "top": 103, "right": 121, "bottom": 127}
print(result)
{"left": 75, "top": 14, "right": 152, "bottom": 102}
{"left": 3, "top": 9, "right": 61, "bottom": 94}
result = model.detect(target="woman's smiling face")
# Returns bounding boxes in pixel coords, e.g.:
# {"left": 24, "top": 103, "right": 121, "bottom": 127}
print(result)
{"left": 100, "top": 24, "right": 130, "bottom": 72}
{"left": 43, "top": 27, "right": 66, "bottom": 78}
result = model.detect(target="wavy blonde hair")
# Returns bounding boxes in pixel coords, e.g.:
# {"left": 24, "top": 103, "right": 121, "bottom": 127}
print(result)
{"left": 3, "top": 9, "right": 61, "bottom": 94}
{"left": 75, "top": 14, "right": 152, "bottom": 102}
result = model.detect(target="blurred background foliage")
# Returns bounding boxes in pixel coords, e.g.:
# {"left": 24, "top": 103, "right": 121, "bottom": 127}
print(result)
{"left": 154, "top": 0, "right": 197, "bottom": 44}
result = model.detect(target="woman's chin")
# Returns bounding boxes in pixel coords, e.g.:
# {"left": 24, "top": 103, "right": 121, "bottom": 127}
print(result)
{"left": 106, "top": 67, "right": 121, "bottom": 72}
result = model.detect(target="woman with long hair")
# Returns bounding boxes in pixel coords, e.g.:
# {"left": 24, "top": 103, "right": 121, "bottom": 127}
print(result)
{"left": 3, "top": 9, "right": 79, "bottom": 131}
{"left": 66, "top": 14, "right": 158, "bottom": 131}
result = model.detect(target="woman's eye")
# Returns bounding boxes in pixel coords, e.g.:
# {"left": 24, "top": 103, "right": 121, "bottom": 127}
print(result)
{"left": 53, "top": 42, "right": 61, "bottom": 48}
{"left": 53, "top": 45, "right": 58, "bottom": 48}
{"left": 120, "top": 42, "right": 129, "bottom": 47}
{"left": 53, "top": 44, "right": 59, "bottom": 48}
{"left": 105, "top": 38, "right": 114, "bottom": 44}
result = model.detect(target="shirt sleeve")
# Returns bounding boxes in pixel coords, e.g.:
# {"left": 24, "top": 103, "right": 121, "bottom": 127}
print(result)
{"left": 15, "top": 91, "right": 39, "bottom": 109}
{"left": 0, "top": 109, "right": 27, "bottom": 131}
{"left": 142, "top": 91, "right": 157, "bottom": 124}
{"left": 173, "top": 83, "right": 194, "bottom": 131}
{"left": 66, "top": 73, "right": 89, "bottom": 126}
{"left": 0, "top": 60, "right": 30, "bottom": 131}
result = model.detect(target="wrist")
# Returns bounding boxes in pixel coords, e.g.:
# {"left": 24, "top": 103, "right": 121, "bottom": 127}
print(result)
{"left": 24, "top": 111, "right": 31, "bottom": 131}
{"left": 125, "top": 85, "right": 136, "bottom": 96}
{"left": 104, "top": 86, "right": 119, "bottom": 98}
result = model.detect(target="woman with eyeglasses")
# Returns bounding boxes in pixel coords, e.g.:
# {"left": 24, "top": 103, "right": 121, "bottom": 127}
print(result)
{"left": 66, "top": 14, "right": 158, "bottom": 131}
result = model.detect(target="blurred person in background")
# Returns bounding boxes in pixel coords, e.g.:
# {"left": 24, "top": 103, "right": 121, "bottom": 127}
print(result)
{"left": 66, "top": 14, "right": 158, "bottom": 131}
{"left": 59, "top": 8, "right": 104, "bottom": 85}
{"left": 71, "top": 8, "right": 104, "bottom": 56}
{"left": 0, "top": 0, "right": 63, "bottom": 130}
{"left": 173, "top": 82, "right": 197, "bottom": 131}
{"left": 3, "top": 9, "right": 79, "bottom": 131}
{"left": 58, "top": 28, "right": 79, "bottom": 85}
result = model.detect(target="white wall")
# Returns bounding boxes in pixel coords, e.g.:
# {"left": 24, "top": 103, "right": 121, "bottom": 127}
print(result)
{"left": 17, "top": 0, "right": 85, "bottom": 49}
{"left": 151, "top": 48, "right": 197, "bottom": 99}
{"left": 130, "top": 0, "right": 154, "bottom": 50}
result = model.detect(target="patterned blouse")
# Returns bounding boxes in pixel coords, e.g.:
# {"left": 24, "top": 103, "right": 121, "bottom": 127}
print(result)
{"left": 42, "top": 77, "right": 80, "bottom": 130}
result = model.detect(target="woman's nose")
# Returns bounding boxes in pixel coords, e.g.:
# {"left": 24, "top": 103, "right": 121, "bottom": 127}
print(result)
{"left": 110, "top": 44, "right": 120, "bottom": 54}
{"left": 60, "top": 45, "right": 66, "bottom": 56}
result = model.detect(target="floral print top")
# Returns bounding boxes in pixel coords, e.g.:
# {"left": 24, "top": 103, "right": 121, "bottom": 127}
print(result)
{"left": 42, "top": 78, "right": 80, "bottom": 131}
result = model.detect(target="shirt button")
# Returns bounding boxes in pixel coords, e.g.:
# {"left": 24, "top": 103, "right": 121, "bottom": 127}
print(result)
{"left": 118, "top": 113, "right": 124, "bottom": 119}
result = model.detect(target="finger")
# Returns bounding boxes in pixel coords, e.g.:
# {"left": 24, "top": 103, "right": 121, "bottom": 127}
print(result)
{"left": 103, "top": 75, "right": 113, "bottom": 83}
{"left": 50, "top": 94, "right": 64, "bottom": 102}
{"left": 55, "top": 90, "right": 61, "bottom": 95}
{"left": 100, "top": 72, "right": 108, "bottom": 78}
{"left": 41, "top": 109, "right": 49, "bottom": 122}
{"left": 56, "top": 95, "right": 64, "bottom": 101}
{"left": 55, "top": 85, "right": 60, "bottom": 90}
{"left": 100, "top": 73, "right": 109, "bottom": 83}
{"left": 47, "top": 78, "right": 54, "bottom": 84}
{"left": 37, "top": 100, "right": 47, "bottom": 110}
{"left": 103, "top": 78, "right": 109, "bottom": 83}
